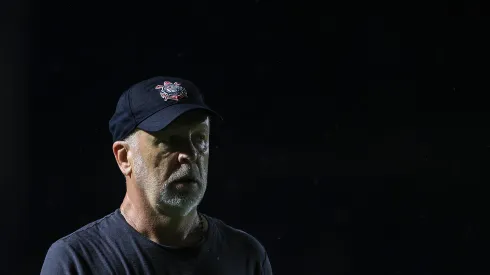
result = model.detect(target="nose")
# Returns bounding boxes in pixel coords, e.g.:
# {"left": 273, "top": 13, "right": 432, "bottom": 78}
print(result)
{"left": 177, "top": 142, "right": 198, "bottom": 163}
{"left": 178, "top": 151, "right": 197, "bottom": 163}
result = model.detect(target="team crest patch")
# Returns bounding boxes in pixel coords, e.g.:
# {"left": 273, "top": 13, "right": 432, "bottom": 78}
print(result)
{"left": 155, "top": 81, "right": 188, "bottom": 101}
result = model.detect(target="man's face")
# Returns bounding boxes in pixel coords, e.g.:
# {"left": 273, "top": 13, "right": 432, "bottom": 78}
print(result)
{"left": 130, "top": 111, "right": 210, "bottom": 217}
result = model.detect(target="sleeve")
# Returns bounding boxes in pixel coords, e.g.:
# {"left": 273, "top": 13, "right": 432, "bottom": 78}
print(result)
{"left": 40, "top": 240, "right": 85, "bottom": 275}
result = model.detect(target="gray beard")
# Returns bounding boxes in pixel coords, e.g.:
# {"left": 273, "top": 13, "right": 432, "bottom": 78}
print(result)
{"left": 158, "top": 187, "right": 203, "bottom": 216}
{"left": 133, "top": 153, "right": 204, "bottom": 216}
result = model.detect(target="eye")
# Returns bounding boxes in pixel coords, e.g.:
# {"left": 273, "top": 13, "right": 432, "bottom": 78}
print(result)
{"left": 155, "top": 135, "right": 168, "bottom": 143}
{"left": 153, "top": 134, "right": 173, "bottom": 146}
{"left": 193, "top": 133, "right": 209, "bottom": 150}
{"left": 194, "top": 133, "right": 208, "bottom": 143}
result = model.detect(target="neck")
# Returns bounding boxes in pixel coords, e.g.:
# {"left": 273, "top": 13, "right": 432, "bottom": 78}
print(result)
{"left": 120, "top": 187, "right": 204, "bottom": 247}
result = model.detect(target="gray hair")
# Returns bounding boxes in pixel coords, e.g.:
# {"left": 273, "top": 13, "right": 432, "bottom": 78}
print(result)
{"left": 124, "top": 129, "right": 140, "bottom": 150}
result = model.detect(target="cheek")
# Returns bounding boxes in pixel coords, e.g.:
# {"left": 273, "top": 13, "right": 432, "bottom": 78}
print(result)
{"left": 153, "top": 152, "right": 179, "bottom": 180}
{"left": 199, "top": 153, "right": 210, "bottom": 171}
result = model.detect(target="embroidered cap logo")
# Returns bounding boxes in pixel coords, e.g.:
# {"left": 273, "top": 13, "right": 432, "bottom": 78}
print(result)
{"left": 155, "top": 81, "right": 188, "bottom": 101}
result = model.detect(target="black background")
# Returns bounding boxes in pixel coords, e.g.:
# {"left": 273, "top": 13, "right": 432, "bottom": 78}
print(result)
{"left": 2, "top": 1, "right": 490, "bottom": 274}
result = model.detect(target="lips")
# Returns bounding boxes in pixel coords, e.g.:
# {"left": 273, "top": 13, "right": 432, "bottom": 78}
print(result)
{"left": 171, "top": 178, "right": 199, "bottom": 191}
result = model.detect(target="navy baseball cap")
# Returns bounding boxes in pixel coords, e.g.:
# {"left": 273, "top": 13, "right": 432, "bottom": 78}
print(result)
{"left": 109, "top": 76, "right": 221, "bottom": 142}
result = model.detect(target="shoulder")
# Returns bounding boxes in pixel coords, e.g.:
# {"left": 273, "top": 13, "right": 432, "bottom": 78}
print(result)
{"left": 40, "top": 238, "right": 85, "bottom": 274}
{"left": 40, "top": 210, "right": 121, "bottom": 274}
{"left": 58, "top": 210, "right": 120, "bottom": 246}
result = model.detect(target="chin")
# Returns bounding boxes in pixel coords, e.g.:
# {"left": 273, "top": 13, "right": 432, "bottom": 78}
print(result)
{"left": 156, "top": 204, "right": 195, "bottom": 217}
{"left": 156, "top": 197, "right": 201, "bottom": 217}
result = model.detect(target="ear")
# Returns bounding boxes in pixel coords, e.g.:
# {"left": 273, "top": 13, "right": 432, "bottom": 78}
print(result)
{"left": 113, "top": 141, "right": 132, "bottom": 177}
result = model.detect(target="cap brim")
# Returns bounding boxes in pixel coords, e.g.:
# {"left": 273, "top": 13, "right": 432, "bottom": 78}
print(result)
{"left": 136, "top": 103, "right": 222, "bottom": 132}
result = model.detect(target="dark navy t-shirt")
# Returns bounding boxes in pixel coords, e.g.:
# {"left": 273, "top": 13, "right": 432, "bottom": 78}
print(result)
{"left": 40, "top": 210, "right": 272, "bottom": 275}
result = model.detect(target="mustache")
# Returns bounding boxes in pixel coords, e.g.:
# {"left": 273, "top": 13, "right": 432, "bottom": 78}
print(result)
{"left": 167, "top": 169, "right": 201, "bottom": 184}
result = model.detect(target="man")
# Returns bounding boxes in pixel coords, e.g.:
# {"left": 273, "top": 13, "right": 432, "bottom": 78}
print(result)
{"left": 40, "top": 76, "right": 273, "bottom": 274}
